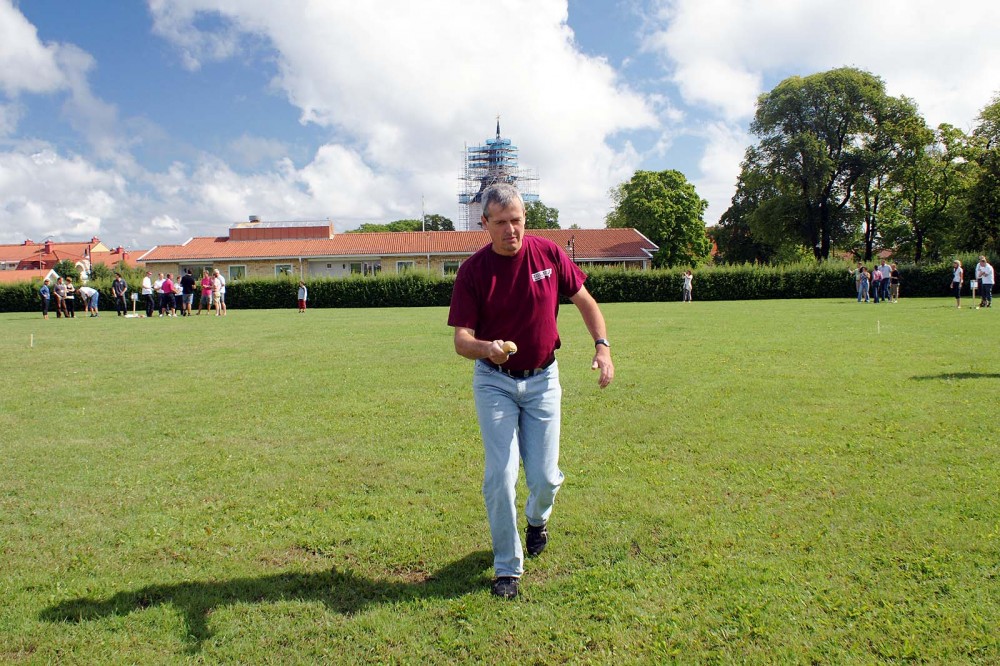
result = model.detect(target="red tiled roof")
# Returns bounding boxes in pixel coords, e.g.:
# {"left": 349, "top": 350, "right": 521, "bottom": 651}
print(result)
{"left": 0, "top": 239, "right": 114, "bottom": 270}
{"left": 139, "top": 229, "right": 658, "bottom": 263}
{"left": 91, "top": 248, "right": 143, "bottom": 269}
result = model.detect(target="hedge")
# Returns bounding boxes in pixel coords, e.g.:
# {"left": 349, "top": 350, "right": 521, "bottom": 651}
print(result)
{"left": 1, "top": 257, "right": 995, "bottom": 313}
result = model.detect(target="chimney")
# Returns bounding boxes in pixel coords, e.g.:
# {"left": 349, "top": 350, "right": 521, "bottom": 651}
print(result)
{"left": 44, "top": 240, "right": 53, "bottom": 254}
{"left": 23, "top": 239, "right": 34, "bottom": 245}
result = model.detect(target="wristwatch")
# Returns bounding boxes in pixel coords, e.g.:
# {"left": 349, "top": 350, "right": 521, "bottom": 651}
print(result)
{"left": 595, "top": 338, "right": 611, "bottom": 348}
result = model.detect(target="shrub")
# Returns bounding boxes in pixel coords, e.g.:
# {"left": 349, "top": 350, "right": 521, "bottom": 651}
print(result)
{"left": 2, "top": 257, "right": 996, "bottom": 312}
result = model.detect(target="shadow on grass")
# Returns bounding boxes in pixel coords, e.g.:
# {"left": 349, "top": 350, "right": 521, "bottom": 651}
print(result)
{"left": 911, "top": 372, "right": 1000, "bottom": 381}
{"left": 40, "top": 550, "right": 492, "bottom": 653}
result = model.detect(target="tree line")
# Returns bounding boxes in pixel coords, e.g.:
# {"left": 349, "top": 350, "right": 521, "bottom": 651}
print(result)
{"left": 346, "top": 201, "right": 565, "bottom": 233}
{"left": 713, "top": 67, "right": 999, "bottom": 265}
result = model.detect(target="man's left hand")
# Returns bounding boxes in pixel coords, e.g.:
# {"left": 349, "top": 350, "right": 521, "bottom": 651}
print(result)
{"left": 591, "top": 349, "right": 614, "bottom": 389}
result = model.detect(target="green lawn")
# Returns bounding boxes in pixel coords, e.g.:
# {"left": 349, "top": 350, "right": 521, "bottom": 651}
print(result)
{"left": 2, "top": 298, "right": 999, "bottom": 664}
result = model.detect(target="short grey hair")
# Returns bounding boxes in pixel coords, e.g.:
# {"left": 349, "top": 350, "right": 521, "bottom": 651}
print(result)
{"left": 480, "top": 182, "right": 524, "bottom": 221}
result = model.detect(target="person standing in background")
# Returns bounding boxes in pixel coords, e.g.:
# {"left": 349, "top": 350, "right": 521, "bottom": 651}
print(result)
{"left": 975, "top": 256, "right": 994, "bottom": 308}
{"left": 40, "top": 278, "right": 51, "bottom": 319}
{"left": 951, "top": 260, "right": 964, "bottom": 308}
{"left": 180, "top": 269, "right": 196, "bottom": 316}
{"left": 160, "top": 274, "right": 175, "bottom": 317}
{"left": 112, "top": 272, "right": 128, "bottom": 316}
{"left": 879, "top": 259, "right": 893, "bottom": 303}
{"left": 153, "top": 273, "right": 165, "bottom": 316}
{"left": 297, "top": 280, "right": 308, "bottom": 313}
{"left": 889, "top": 264, "right": 901, "bottom": 303}
{"left": 64, "top": 277, "right": 76, "bottom": 317}
{"left": 198, "top": 270, "right": 213, "bottom": 315}
{"left": 54, "top": 277, "right": 68, "bottom": 318}
{"left": 141, "top": 271, "right": 154, "bottom": 317}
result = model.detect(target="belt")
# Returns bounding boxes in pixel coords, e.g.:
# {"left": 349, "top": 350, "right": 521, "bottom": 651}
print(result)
{"left": 481, "top": 355, "right": 555, "bottom": 379}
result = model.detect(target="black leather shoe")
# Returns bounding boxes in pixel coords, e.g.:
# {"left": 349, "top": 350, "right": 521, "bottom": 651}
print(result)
{"left": 491, "top": 576, "right": 519, "bottom": 599}
{"left": 526, "top": 523, "right": 548, "bottom": 557}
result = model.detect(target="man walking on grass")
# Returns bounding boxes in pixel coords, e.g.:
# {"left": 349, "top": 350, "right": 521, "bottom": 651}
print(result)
{"left": 448, "top": 182, "right": 615, "bottom": 600}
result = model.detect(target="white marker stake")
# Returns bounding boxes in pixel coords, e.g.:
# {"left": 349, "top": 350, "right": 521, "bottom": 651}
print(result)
{"left": 877, "top": 320, "right": 880, "bottom": 335}
{"left": 30, "top": 334, "right": 34, "bottom": 348}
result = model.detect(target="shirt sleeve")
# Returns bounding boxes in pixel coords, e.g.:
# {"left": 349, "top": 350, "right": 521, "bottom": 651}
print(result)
{"left": 556, "top": 245, "right": 587, "bottom": 297}
{"left": 447, "top": 264, "right": 479, "bottom": 330}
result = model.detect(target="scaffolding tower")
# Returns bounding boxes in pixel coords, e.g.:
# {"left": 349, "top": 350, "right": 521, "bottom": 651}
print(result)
{"left": 458, "top": 119, "right": 539, "bottom": 230}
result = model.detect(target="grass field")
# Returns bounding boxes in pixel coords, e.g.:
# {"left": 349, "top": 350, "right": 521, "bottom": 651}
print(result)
{"left": 2, "top": 298, "right": 999, "bottom": 664}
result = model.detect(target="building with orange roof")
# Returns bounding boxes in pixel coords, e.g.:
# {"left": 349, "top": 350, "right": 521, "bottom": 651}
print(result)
{"left": 138, "top": 219, "right": 659, "bottom": 281}
{"left": 0, "top": 237, "right": 141, "bottom": 278}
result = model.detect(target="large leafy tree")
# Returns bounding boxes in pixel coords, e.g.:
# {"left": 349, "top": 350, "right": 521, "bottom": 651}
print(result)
{"left": 746, "top": 67, "right": 899, "bottom": 260}
{"left": 850, "top": 96, "right": 928, "bottom": 261}
{"left": 893, "top": 123, "right": 974, "bottom": 261}
{"left": 959, "top": 94, "right": 1000, "bottom": 253}
{"left": 606, "top": 169, "right": 710, "bottom": 268}
{"left": 524, "top": 200, "right": 560, "bottom": 229}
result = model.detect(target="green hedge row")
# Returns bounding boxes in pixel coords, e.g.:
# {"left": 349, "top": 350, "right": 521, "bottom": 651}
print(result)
{"left": 1, "top": 257, "right": 994, "bottom": 313}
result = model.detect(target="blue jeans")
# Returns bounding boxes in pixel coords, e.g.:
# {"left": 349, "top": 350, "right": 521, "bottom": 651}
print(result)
{"left": 473, "top": 359, "right": 564, "bottom": 578}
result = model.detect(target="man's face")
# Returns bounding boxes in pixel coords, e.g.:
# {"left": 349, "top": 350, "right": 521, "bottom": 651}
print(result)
{"left": 482, "top": 200, "right": 525, "bottom": 257}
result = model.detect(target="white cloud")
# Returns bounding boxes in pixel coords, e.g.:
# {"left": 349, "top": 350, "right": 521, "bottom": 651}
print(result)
{"left": 147, "top": 0, "right": 658, "bottom": 228}
{"left": 0, "top": 148, "right": 125, "bottom": 243}
{"left": 0, "top": 101, "right": 23, "bottom": 136}
{"left": 644, "top": 0, "right": 1000, "bottom": 222}
{"left": 0, "top": 0, "right": 66, "bottom": 95}
{"left": 647, "top": 0, "right": 1000, "bottom": 126}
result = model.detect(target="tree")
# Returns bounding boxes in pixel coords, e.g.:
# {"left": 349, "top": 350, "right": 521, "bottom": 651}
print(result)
{"left": 53, "top": 259, "right": 80, "bottom": 282}
{"left": 746, "top": 68, "right": 899, "bottom": 260}
{"left": 715, "top": 163, "right": 788, "bottom": 263}
{"left": 606, "top": 170, "right": 711, "bottom": 267}
{"left": 894, "top": 124, "right": 973, "bottom": 261}
{"left": 850, "top": 95, "right": 928, "bottom": 261}
{"left": 348, "top": 215, "right": 455, "bottom": 233}
{"left": 524, "top": 201, "right": 560, "bottom": 229}
{"left": 422, "top": 214, "right": 454, "bottom": 231}
{"left": 348, "top": 220, "right": 422, "bottom": 233}
{"left": 959, "top": 94, "right": 1000, "bottom": 253}
{"left": 88, "top": 262, "right": 114, "bottom": 281}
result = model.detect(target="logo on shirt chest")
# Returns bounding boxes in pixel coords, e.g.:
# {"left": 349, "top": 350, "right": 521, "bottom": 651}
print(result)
{"left": 531, "top": 268, "right": 553, "bottom": 282}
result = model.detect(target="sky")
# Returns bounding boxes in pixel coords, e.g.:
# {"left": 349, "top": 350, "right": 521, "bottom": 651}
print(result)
{"left": 1, "top": 0, "right": 998, "bottom": 250}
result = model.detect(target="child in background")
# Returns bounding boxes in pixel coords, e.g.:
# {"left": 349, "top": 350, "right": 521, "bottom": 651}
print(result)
{"left": 298, "top": 281, "right": 308, "bottom": 313}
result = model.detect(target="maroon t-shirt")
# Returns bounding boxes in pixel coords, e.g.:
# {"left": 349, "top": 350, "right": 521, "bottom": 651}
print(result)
{"left": 448, "top": 235, "right": 586, "bottom": 371}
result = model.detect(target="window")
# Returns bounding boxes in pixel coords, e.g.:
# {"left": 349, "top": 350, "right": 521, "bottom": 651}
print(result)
{"left": 443, "top": 261, "right": 461, "bottom": 275}
{"left": 396, "top": 261, "right": 415, "bottom": 273}
{"left": 275, "top": 264, "right": 293, "bottom": 277}
{"left": 229, "top": 265, "right": 246, "bottom": 281}
{"left": 349, "top": 262, "right": 363, "bottom": 275}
